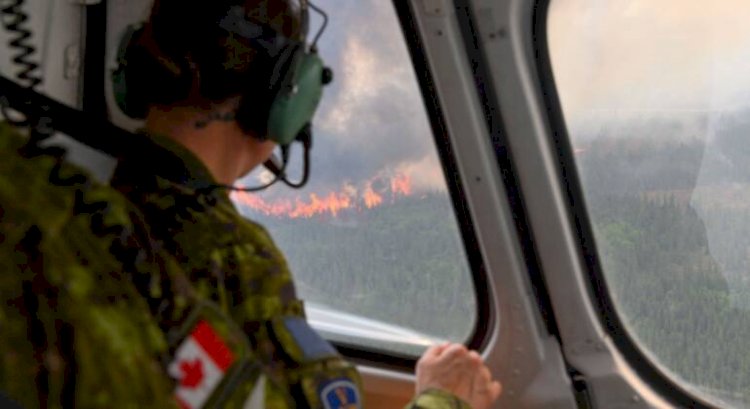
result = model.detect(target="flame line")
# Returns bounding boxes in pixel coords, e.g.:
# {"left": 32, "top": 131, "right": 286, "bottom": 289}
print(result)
{"left": 232, "top": 173, "right": 413, "bottom": 219}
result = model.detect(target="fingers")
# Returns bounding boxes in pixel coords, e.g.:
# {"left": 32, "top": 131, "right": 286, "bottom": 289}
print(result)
{"left": 415, "top": 343, "right": 502, "bottom": 409}
{"left": 478, "top": 365, "right": 492, "bottom": 381}
{"left": 471, "top": 362, "right": 502, "bottom": 408}
{"left": 477, "top": 364, "right": 498, "bottom": 392}
{"left": 428, "top": 344, "right": 483, "bottom": 378}
{"left": 490, "top": 381, "right": 502, "bottom": 401}
{"left": 435, "top": 343, "right": 468, "bottom": 363}
{"left": 423, "top": 342, "right": 451, "bottom": 359}
{"left": 467, "top": 350, "right": 482, "bottom": 367}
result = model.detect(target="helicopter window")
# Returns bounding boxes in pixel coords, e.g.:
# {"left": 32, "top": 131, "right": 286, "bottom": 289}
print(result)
{"left": 549, "top": 0, "right": 750, "bottom": 405}
{"left": 230, "top": 0, "right": 480, "bottom": 357}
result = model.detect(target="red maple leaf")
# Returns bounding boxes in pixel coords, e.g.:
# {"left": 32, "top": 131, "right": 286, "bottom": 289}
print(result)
{"left": 179, "top": 359, "right": 204, "bottom": 388}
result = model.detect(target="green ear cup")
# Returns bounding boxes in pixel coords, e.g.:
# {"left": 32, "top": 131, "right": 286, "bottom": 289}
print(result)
{"left": 267, "top": 52, "right": 325, "bottom": 145}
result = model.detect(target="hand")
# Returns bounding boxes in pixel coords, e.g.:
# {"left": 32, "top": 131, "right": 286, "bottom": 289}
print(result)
{"left": 415, "top": 343, "right": 502, "bottom": 409}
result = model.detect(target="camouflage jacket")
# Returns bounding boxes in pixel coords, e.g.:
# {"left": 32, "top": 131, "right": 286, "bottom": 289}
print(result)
{"left": 0, "top": 123, "right": 178, "bottom": 408}
{"left": 0, "top": 125, "right": 311, "bottom": 409}
{"left": 112, "top": 134, "right": 470, "bottom": 409}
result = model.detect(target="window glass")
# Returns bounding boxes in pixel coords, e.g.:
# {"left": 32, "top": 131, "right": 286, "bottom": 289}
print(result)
{"left": 230, "top": 0, "right": 477, "bottom": 356}
{"left": 549, "top": 0, "right": 750, "bottom": 405}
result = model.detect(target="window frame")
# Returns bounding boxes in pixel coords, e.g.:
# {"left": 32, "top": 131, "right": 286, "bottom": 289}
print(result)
{"left": 307, "top": 0, "right": 494, "bottom": 371}
{"left": 533, "top": 0, "right": 725, "bottom": 406}
{"left": 373, "top": 2, "right": 578, "bottom": 406}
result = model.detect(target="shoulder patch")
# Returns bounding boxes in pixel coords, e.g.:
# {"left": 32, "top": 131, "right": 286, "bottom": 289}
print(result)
{"left": 281, "top": 316, "right": 338, "bottom": 361}
{"left": 168, "top": 320, "right": 236, "bottom": 409}
{"left": 320, "top": 379, "right": 361, "bottom": 409}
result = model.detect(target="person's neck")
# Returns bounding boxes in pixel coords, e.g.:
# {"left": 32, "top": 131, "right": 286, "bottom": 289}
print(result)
{"left": 144, "top": 106, "right": 251, "bottom": 185}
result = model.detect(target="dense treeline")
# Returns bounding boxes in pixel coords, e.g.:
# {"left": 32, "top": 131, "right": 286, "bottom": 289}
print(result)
{"left": 591, "top": 196, "right": 750, "bottom": 395}
{"left": 577, "top": 122, "right": 750, "bottom": 404}
{"left": 239, "top": 194, "right": 477, "bottom": 342}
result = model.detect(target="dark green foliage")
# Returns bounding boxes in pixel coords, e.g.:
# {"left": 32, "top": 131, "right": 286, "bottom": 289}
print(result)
{"left": 239, "top": 193, "right": 477, "bottom": 343}
{"left": 577, "top": 132, "right": 750, "bottom": 404}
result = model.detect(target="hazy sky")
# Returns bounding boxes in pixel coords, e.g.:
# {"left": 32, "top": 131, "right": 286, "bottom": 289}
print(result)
{"left": 242, "top": 0, "right": 447, "bottom": 204}
{"left": 248, "top": 0, "right": 750, "bottom": 204}
{"left": 4, "top": 1, "right": 750, "bottom": 204}
{"left": 548, "top": 0, "right": 750, "bottom": 130}
{"left": 547, "top": 1, "right": 750, "bottom": 311}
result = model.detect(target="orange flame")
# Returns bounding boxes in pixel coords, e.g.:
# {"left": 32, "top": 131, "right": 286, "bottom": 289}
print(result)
{"left": 390, "top": 173, "right": 412, "bottom": 196}
{"left": 289, "top": 192, "right": 352, "bottom": 218}
{"left": 233, "top": 173, "right": 414, "bottom": 219}
{"left": 363, "top": 184, "right": 383, "bottom": 208}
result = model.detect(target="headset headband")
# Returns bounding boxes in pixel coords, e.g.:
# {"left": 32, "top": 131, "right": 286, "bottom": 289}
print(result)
{"left": 219, "top": 6, "right": 301, "bottom": 58}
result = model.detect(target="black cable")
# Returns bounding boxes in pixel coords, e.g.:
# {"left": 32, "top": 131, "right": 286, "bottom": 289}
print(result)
{"left": 307, "top": 1, "right": 327, "bottom": 49}
{"left": 213, "top": 152, "right": 290, "bottom": 193}
{"left": 1, "top": 0, "right": 42, "bottom": 89}
{"left": 215, "top": 121, "right": 313, "bottom": 193}
{"left": 278, "top": 124, "right": 312, "bottom": 189}
{"left": 1, "top": 0, "right": 54, "bottom": 148}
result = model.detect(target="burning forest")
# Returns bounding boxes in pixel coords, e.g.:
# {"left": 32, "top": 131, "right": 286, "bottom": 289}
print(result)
{"left": 231, "top": 173, "right": 417, "bottom": 219}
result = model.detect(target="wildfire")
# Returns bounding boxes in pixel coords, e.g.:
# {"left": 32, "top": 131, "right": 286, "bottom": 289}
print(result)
{"left": 363, "top": 184, "right": 383, "bottom": 208}
{"left": 391, "top": 173, "right": 412, "bottom": 196}
{"left": 289, "top": 192, "right": 352, "bottom": 218}
{"left": 232, "top": 173, "right": 414, "bottom": 219}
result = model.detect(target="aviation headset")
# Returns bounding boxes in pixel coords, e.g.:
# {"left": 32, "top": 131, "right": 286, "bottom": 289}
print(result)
{"left": 111, "top": 1, "right": 332, "bottom": 148}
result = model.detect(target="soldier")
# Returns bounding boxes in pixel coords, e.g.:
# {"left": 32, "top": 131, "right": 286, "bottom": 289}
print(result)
{"left": 0, "top": 111, "right": 500, "bottom": 408}
{"left": 0, "top": 118, "right": 498, "bottom": 408}
{"left": 110, "top": 0, "right": 501, "bottom": 408}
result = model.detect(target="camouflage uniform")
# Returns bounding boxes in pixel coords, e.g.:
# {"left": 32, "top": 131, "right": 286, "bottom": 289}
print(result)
{"left": 0, "top": 123, "right": 176, "bottom": 408}
{"left": 112, "top": 134, "right": 471, "bottom": 409}
{"left": 0, "top": 123, "right": 295, "bottom": 408}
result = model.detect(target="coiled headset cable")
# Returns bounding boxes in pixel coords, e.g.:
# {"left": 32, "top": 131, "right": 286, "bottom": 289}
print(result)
{"left": 1, "top": 0, "right": 48, "bottom": 142}
{"left": 1, "top": 0, "right": 42, "bottom": 89}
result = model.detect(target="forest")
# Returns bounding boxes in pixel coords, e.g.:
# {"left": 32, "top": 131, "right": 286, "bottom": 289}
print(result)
{"left": 237, "top": 193, "right": 477, "bottom": 346}
{"left": 236, "top": 112, "right": 750, "bottom": 404}
{"left": 576, "top": 113, "right": 750, "bottom": 405}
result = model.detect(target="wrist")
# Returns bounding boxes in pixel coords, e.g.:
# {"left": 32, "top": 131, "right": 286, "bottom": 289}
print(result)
{"left": 413, "top": 388, "right": 472, "bottom": 409}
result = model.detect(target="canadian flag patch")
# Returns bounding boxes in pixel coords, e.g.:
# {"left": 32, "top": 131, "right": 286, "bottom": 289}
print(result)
{"left": 168, "top": 320, "right": 236, "bottom": 409}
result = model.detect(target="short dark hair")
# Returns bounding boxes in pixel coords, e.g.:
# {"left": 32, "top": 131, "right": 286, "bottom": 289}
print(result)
{"left": 131, "top": 0, "right": 303, "bottom": 108}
